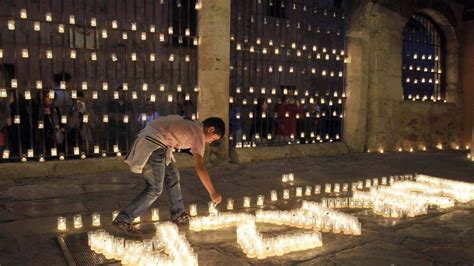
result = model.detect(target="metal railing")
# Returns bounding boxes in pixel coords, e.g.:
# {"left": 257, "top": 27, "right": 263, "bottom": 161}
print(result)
{"left": 0, "top": 0, "right": 199, "bottom": 162}
{"left": 402, "top": 13, "right": 446, "bottom": 102}
{"left": 229, "top": 0, "right": 347, "bottom": 148}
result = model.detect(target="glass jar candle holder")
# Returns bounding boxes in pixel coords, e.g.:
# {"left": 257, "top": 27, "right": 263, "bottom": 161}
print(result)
{"left": 305, "top": 186, "right": 312, "bottom": 196}
{"left": 57, "top": 216, "right": 67, "bottom": 231}
{"left": 283, "top": 189, "right": 290, "bottom": 199}
{"left": 314, "top": 185, "right": 321, "bottom": 194}
{"left": 257, "top": 195, "right": 264, "bottom": 206}
{"left": 324, "top": 183, "right": 331, "bottom": 193}
{"left": 357, "top": 181, "right": 364, "bottom": 189}
{"left": 342, "top": 183, "right": 349, "bottom": 192}
{"left": 365, "top": 179, "right": 371, "bottom": 188}
{"left": 288, "top": 172, "right": 295, "bottom": 182}
{"left": 243, "top": 196, "right": 251, "bottom": 208}
{"left": 372, "top": 178, "right": 379, "bottom": 186}
{"left": 282, "top": 174, "right": 289, "bottom": 183}
{"left": 227, "top": 198, "right": 234, "bottom": 210}
{"left": 112, "top": 210, "right": 119, "bottom": 221}
{"left": 208, "top": 202, "right": 218, "bottom": 215}
{"left": 73, "top": 214, "right": 82, "bottom": 229}
{"left": 270, "top": 190, "right": 278, "bottom": 201}
{"left": 296, "top": 187, "right": 303, "bottom": 197}
{"left": 151, "top": 208, "right": 160, "bottom": 221}
{"left": 133, "top": 216, "right": 141, "bottom": 223}
{"left": 92, "top": 213, "right": 101, "bottom": 227}
{"left": 189, "top": 204, "right": 197, "bottom": 216}
{"left": 334, "top": 183, "right": 341, "bottom": 193}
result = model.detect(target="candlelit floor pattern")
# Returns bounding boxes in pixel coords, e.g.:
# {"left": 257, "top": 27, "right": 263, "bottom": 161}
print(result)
{"left": 0, "top": 150, "right": 474, "bottom": 265}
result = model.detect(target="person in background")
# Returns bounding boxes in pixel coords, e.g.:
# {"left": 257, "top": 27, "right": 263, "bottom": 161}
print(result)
{"left": 137, "top": 99, "right": 160, "bottom": 129}
{"left": 108, "top": 86, "right": 134, "bottom": 152}
{"left": 177, "top": 92, "right": 194, "bottom": 119}
{"left": 276, "top": 89, "right": 303, "bottom": 142}
{"left": 68, "top": 91, "right": 99, "bottom": 153}
{"left": 0, "top": 96, "right": 12, "bottom": 156}
{"left": 39, "top": 90, "right": 63, "bottom": 155}
{"left": 53, "top": 72, "right": 73, "bottom": 116}
{"left": 7, "top": 91, "right": 36, "bottom": 158}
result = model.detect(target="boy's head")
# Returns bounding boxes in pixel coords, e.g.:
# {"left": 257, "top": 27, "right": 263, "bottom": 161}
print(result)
{"left": 202, "top": 117, "right": 225, "bottom": 144}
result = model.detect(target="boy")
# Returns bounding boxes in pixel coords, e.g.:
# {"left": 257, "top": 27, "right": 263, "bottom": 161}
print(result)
{"left": 113, "top": 115, "right": 224, "bottom": 234}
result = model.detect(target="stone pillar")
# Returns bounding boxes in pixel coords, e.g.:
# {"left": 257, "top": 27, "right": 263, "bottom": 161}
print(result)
{"left": 462, "top": 20, "right": 474, "bottom": 154}
{"left": 344, "top": 6, "right": 371, "bottom": 152}
{"left": 197, "top": 0, "right": 231, "bottom": 163}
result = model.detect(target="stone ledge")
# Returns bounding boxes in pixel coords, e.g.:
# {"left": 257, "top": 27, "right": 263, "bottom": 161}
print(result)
{"left": 0, "top": 153, "right": 195, "bottom": 181}
{"left": 229, "top": 142, "right": 349, "bottom": 163}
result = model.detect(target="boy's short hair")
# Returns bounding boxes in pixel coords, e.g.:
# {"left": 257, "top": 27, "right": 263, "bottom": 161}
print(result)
{"left": 202, "top": 117, "right": 225, "bottom": 138}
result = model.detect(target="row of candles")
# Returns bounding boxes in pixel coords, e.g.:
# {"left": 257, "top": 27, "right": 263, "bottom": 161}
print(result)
{"left": 87, "top": 222, "right": 198, "bottom": 265}
{"left": 5, "top": 11, "right": 202, "bottom": 37}
{"left": 351, "top": 174, "right": 474, "bottom": 218}
{"left": 58, "top": 173, "right": 418, "bottom": 230}
{"left": 237, "top": 218, "right": 323, "bottom": 259}
{"left": 368, "top": 144, "right": 471, "bottom": 154}
{"left": 57, "top": 209, "right": 159, "bottom": 231}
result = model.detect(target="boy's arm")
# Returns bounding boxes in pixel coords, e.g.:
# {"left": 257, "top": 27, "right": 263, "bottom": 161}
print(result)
{"left": 193, "top": 153, "right": 222, "bottom": 203}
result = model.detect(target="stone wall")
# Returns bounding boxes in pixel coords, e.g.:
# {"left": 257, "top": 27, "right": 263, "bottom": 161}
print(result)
{"left": 345, "top": 0, "right": 465, "bottom": 152}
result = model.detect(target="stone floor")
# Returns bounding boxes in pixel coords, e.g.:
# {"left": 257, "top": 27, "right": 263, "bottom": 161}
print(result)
{"left": 0, "top": 150, "right": 473, "bottom": 265}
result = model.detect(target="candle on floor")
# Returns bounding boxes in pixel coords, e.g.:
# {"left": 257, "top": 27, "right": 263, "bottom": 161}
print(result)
{"left": 151, "top": 208, "right": 160, "bottom": 221}
{"left": 73, "top": 214, "right": 83, "bottom": 229}
{"left": 189, "top": 204, "right": 197, "bottom": 217}
{"left": 57, "top": 216, "right": 67, "bottom": 231}
{"left": 92, "top": 213, "right": 101, "bottom": 227}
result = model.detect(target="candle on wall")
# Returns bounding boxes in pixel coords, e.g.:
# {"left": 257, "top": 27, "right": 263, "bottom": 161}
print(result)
{"left": 243, "top": 196, "right": 251, "bottom": 208}
{"left": 189, "top": 204, "right": 197, "bottom": 216}
{"left": 314, "top": 185, "right": 321, "bottom": 194}
{"left": 112, "top": 211, "right": 119, "bottom": 221}
{"left": 296, "top": 187, "right": 303, "bottom": 197}
{"left": 283, "top": 189, "right": 290, "bottom": 199}
{"left": 305, "top": 186, "right": 312, "bottom": 196}
{"left": 271, "top": 190, "right": 278, "bottom": 201}
{"left": 257, "top": 195, "right": 264, "bottom": 206}
{"left": 227, "top": 198, "right": 234, "bottom": 210}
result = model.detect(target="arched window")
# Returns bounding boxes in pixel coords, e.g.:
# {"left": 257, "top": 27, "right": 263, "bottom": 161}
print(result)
{"left": 402, "top": 13, "right": 445, "bottom": 102}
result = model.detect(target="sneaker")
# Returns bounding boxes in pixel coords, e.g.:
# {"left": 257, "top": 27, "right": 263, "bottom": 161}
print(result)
{"left": 172, "top": 212, "right": 190, "bottom": 225}
{"left": 112, "top": 220, "right": 142, "bottom": 236}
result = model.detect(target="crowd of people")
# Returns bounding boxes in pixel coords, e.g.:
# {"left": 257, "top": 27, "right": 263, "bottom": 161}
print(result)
{"left": 0, "top": 72, "right": 196, "bottom": 160}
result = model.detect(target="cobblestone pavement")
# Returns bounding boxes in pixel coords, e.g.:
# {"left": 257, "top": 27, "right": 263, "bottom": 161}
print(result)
{"left": 0, "top": 150, "right": 473, "bottom": 265}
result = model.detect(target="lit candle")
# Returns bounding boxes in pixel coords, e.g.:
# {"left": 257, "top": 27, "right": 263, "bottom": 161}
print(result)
{"left": 92, "top": 213, "right": 101, "bottom": 227}
{"left": 283, "top": 189, "right": 290, "bottom": 199}
{"left": 227, "top": 198, "right": 234, "bottom": 210}
{"left": 314, "top": 185, "right": 321, "bottom": 194}
{"left": 324, "top": 183, "right": 331, "bottom": 193}
{"left": 151, "top": 208, "right": 160, "bottom": 221}
{"left": 112, "top": 211, "right": 119, "bottom": 221}
{"left": 305, "top": 186, "right": 312, "bottom": 196}
{"left": 282, "top": 174, "right": 289, "bottom": 183}
{"left": 288, "top": 173, "right": 295, "bottom": 182}
{"left": 243, "top": 196, "right": 251, "bottom": 208}
{"left": 57, "top": 216, "right": 67, "bottom": 231}
{"left": 133, "top": 216, "right": 140, "bottom": 223}
{"left": 74, "top": 214, "right": 83, "bottom": 229}
{"left": 189, "top": 204, "right": 197, "bottom": 216}
{"left": 257, "top": 195, "right": 264, "bottom": 206}
{"left": 270, "top": 190, "right": 278, "bottom": 201}
{"left": 296, "top": 187, "right": 303, "bottom": 197}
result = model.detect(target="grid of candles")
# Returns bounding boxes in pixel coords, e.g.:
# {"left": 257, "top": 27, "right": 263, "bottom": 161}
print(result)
{"left": 58, "top": 173, "right": 473, "bottom": 262}
{"left": 87, "top": 222, "right": 198, "bottom": 265}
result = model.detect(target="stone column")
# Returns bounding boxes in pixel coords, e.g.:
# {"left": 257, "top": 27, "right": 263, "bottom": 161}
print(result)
{"left": 197, "top": 0, "right": 231, "bottom": 163}
{"left": 462, "top": 20, "right": 474, "bottom": 158}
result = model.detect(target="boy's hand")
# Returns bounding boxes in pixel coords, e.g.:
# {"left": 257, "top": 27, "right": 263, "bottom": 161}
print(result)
{"left": 210, "top": 191, "right": 222, "bottom": 204}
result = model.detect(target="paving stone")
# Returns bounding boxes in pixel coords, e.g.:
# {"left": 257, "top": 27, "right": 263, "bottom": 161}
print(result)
{"left": 197, "top": 249, "right": 251, "bottom": 266}
{"left": 301, "top": 240, "right": 434, "bottom": 266}
{"left": 5, "top": 198, "right": 88, "bottom": 218}
{"left": 83, "top": 183, "right": 138, "bottom": 193}
{"left": 421, "top": 246, "right": 474, "bottom": 264}
{"left": 3, "top": 184, "right": 85, "bottom": 200}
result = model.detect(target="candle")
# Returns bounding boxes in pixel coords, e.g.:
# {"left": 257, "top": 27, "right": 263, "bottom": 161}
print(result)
{"left": 283, "top": 189, "right": 290, "bottom": 199}
{"left": 208, "top": 202, "right": 218, "bottom": 215}
{"left": 112, "top": 211, "right": 119, "bottom": 221}
{"left": 227, "top": 198, "right": 234, "bottom": 210}
{"left": 243, "top": 197, "right": 251, "bottom": 208}
{"left": 189, "top": 204, "right": 197, "bottom": 216}
{"left": 73, "top": 214, "right": 83, "bottom": 229}
{"left": 334, "top": 183, "right": 341, "bottom": 193}
{"left": 57, "top": 216, "right": 67, "bottom": 231}
{"left": 296, "top": 187, "right": 303, "bottom": 197}
{"left": 270, "top": 190, "right": 278, "bottom": 201}
{"left": 324, "top": 183, "right": 331, "bottom": 193}
{"left": 151, "top": 208, "right": 160, "bottom": 221}
{"left": 282, "top": 174, "right": 289, "bottom": 183}
{"left": 288, "top": 173, "right": 295, "bottom": 182}
{"left": 92, "top": 213, "right": 101, "bottom": 227}
{"left": 257, "top": 195, "right": 264, "bottom": 206}
{"left": 314, "top": 185, "right": 321, "bottom": 194}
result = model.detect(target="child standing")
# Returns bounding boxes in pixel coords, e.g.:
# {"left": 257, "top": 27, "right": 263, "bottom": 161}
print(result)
{"left": 113, "top": 115, "right": 224, "bottom": 234}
